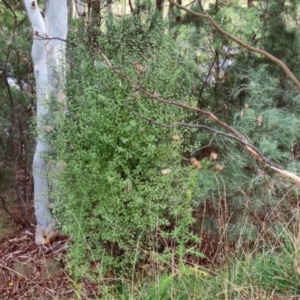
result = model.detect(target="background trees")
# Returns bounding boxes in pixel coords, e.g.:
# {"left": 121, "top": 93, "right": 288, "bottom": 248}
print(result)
{"left": 0, "top": 0, "right": 34, "bottom": 228}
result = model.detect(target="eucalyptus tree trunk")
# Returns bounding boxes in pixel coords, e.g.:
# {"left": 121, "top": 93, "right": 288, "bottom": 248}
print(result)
{"left": 23, "top": 0, "right": 68, "bottom": 244}
{"left": 75, "top": 0, "right": 86, "bottom": 16}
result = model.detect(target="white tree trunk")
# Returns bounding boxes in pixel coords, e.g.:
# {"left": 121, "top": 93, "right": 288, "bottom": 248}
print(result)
{"left": 75, "top": 0, "right": 85, "bottom": 16}
{"left": 23, "top": 0, "right": 68, "bottom": 245}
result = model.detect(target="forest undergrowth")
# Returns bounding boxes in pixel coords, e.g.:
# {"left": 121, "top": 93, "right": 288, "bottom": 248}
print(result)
{"left": 3, "top": 0, "right": 300, "bottom": 299}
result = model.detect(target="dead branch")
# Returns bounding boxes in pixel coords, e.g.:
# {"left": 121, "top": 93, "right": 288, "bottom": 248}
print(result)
{"left": 92, "top": 44, "right": 300, "bottom": 185}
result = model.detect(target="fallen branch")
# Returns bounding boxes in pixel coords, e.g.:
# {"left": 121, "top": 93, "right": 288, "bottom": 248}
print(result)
{"left": 168, "top": 0, "right": 300, "bottom": 91}
{"left": 93, "top": 44, "right": 300, "bottom": 185}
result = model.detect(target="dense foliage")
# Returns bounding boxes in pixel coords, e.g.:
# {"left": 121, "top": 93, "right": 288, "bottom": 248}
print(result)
{"left": 52, "top": 16, "right": 203, "bottom": 277}
{"left": 52, "top": 0, "right": 300, "bottom": 282}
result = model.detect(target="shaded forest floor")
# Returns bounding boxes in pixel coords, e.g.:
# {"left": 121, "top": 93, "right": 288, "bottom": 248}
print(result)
{"left": 1, "top": 227, "right": 300, "bottom": 300}
{"left": 1, "top": 201, "right": 300, "bottom": 299}
{"left": 0, "top": 190, "right": 81, "bottom": 299}
{"left": 0, "top": 208, "right": 99, "bottom": 299}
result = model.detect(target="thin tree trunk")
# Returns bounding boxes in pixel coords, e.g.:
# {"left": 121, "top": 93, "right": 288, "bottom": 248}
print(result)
{"left": 75, "top": 0, "right": 86, "bottom": 16}
{"left": 23, "top": 0, "right": 68, "bottom": 244}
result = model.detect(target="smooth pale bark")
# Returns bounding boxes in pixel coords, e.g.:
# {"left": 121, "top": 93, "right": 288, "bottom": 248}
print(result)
{"left": 23, "top": 0, "right": 68, "bottom": 244}
{"left": 75, "top": 0, "right": 85, "bottom": 16}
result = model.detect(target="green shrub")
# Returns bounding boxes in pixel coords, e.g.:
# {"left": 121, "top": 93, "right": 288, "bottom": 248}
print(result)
{"left": 52, "top": 18, "right": 203, "bottom": 279}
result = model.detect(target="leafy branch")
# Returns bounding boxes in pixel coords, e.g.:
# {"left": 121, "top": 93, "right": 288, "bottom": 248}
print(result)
{"left": 93, "top": 44, "right": 300, "bottom": 185}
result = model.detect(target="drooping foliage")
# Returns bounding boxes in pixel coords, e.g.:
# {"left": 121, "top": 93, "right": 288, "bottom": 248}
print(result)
{"left": 178, "top": 0, "right": 300, "bottom": 245}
